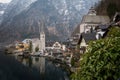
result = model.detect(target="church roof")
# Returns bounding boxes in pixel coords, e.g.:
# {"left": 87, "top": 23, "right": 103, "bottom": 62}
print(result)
{"left": 81, "top": 15, "right": 110, "bottom": 24}
{"left": 30, "top": 38, "right": 40, "bottom": 44}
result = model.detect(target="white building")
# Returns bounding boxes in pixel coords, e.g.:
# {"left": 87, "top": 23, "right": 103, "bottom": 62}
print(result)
{"left": 79, "top": 8, "right": 110, "bottom": 34}
{"left": 53, "top": 42, "right": 62, "bottom": 50}
{"left": 62, "top": 45, "right": 66, "bottom": 51}
{"left": 22, "top": 38, "right": 40, "bottom": 52}
{"left": 32, "top": 38, "right": 40, "bottom": 52}
{"left": 52, "top": 42, "right": 66, "bottom": 51}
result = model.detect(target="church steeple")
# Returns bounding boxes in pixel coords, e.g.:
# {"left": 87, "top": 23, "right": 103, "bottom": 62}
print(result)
{"left": 88, "top": 7, "right": 97, "bottom": 15}
{"left": 38, "top": 21, "right": 45, "bottom": 51}
{"left": 38, "top": 21, "right": 44, "bottom": 39}
{"left": 41, "top": 21, "right": 45, "bottom": 33}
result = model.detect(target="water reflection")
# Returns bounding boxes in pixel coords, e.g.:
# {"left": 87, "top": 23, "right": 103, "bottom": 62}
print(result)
{"left": 0, "top": 53, "right": 40, "bottom": 80}
{"left": 15, "top": 56, "right": 69, "bottom": 80}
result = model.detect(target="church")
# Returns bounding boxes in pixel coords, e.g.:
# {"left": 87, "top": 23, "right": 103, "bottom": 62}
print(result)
{"left": 79, "top": 7, "right": 110, "bottom": 34}
{"left": 22, "top": 22, "right": 45, "bottom": 53}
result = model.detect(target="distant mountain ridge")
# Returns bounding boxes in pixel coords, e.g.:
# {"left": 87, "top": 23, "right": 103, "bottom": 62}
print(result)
{"left": 0, "top": 3, "right": 8, "bottom": 23}
{"left": 0, "top": 0, "right": 99, "bottom": 43}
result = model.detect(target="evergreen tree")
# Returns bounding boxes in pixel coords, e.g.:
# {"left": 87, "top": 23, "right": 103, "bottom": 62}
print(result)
{"left": 29, "top": 41, "right": 33, "bottom": 53}
{"left": 35, "top": 46, "right": 39, "bottom": 52}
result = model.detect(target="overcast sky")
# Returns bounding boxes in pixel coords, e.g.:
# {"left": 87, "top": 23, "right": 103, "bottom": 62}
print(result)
{"left": 0, "top": 0, "right": 11, "bottom": 3}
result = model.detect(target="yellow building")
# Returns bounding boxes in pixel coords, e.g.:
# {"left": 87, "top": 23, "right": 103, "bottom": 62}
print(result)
{"left": 16, "top": 42, "right": 29, "bottom": 52}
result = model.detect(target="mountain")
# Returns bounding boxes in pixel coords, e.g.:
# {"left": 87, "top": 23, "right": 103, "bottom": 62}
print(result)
{"left": 0, "top": 0, "right": 99, "bottom": 43}
{"left": 2, "top": 0, "right": 37, "bottom": 23}
{"left": 96, "top": 0, "right": 120, "bottom": 18}
{"left": 0, "top": 3, "right": 8, "bottom": 23}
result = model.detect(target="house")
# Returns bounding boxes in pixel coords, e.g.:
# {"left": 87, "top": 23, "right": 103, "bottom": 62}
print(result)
{"left": 52, "top": 42, "right": 66, "bottom": 51}
{"left": 96, "top": 25, "right": 109, "bottom": 31}
{"left": 79, "top": 8, "right": 110, "bottom": 34}
{"left": 113, "top": 12, "right": 120, "bottom": 26}
{"left": 69, "top": 33, "right": 80, "bottom": 49}
{"left": 62, "top": 44, "right": 66, "bottom": 51}
{"left": 15, "top": 42, "right": 29, "bottom": 52}
{"left": 77, "top": 24, "right": 109, "bottom": 53}
{"left": 78, "top": 32, "right": 97, "bottom": 53}
{"left": 95, "top": 24, "right": 109, "bottom": 39}
{"left": 53, "top": 42, "right": 62, "bottom": 50}
{"left": 22, "top": 39, "right": 32, "bottom": 44}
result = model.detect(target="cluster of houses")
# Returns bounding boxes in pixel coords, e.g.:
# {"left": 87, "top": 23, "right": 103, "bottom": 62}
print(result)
{"left": 69, "top": 7, "right": 120, "bottom": 54}
{"left": 5, "top": 20, "right": 73, "bottom": 66}
{"left": 6, "top": 30, "right": 69, "bottom": 58}
{"left": 5, "top": 28, "right": 72, "bottom": 66}
{"left": 14, "top": 35, "right": 68, "bottom": 57}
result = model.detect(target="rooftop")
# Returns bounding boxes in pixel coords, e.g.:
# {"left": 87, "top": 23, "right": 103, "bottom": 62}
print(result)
{"left": 81, "top": 15, "right": 110, "bottom": 24}
{"left": 78, "top": 32, "right": 97, "bottom": 44}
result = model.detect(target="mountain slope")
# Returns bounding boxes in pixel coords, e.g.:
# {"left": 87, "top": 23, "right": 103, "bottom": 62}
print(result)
{"left": 96, "top": 0, "right": 120, "bottom": 18}
{"left": 0, "top": 3, "right": 8, "bottom": 23}
{"left": 0, "top": 0, "right": 99, "bottom": 43}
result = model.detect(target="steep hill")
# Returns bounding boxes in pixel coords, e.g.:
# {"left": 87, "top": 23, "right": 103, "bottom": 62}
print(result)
{"left": 0, "top": 0, "right": 99, "bottom": 43}
{"left": 0, "top": 3, "right": 8, "bottom": 23}
{"left": 96, "top": 0, "right": 120, "bottom": 19}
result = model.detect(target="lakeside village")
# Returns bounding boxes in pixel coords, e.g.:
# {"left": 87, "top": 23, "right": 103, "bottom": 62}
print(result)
{"left": 4, "top": 8, "right": 120, "bottom": 72}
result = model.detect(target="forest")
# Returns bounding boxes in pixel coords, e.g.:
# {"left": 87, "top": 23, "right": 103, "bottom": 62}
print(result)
{"left": 96, "top": 0, "right": 120, "bottom": 19}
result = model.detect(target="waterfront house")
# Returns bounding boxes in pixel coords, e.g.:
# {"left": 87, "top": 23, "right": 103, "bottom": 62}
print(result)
{"left": 53, "top": 42, "right": 62, "bottom": 50}
{"left": 78, "top": 32, "right": 97, "bottom": 53}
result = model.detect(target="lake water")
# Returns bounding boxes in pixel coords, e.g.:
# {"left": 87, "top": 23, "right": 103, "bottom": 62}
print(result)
{"left": 14, "top": 55, "right": 70, "bottom": 80}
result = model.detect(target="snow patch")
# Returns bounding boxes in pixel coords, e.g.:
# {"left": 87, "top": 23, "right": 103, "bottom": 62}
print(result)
{"left": 0, "top": 11, "right": 4, "bottom": 14}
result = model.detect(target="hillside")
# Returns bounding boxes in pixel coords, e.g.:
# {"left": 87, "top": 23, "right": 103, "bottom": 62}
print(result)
{"left": 0, "top": 0, "right": 99, "bottom": 43}
{"left": 0, "top": 3, "right": 8, "bottom": 23}
{"left": 96, "top": 0, "right": 120, "bottom": 19}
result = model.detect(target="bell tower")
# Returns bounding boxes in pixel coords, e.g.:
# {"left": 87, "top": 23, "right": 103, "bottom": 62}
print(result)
{"left": 88, "top": 7, "right": 96, "bottom": 15}
{"left": 38, "top": 21, "right": 45, "bottom": 51}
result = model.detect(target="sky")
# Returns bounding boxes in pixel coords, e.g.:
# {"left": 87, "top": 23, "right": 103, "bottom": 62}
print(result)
{"left": 0, "top": 0, "right": 11, "bottom": 3}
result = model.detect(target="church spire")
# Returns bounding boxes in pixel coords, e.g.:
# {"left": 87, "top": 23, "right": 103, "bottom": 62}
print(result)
{"left": 88, "top": 7, "right": 96, "bottom": 15}
{"left": 38, "top": 21, "right": 41, "bottom": 40}
{"left": 38, "top": 20, "right": 45, "bottom": 51}
{"left": 41, "top": 21, "right": 45, "bottom": 34}
{"left": 38, "top": 20, "right": 45, "bottom": 38}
